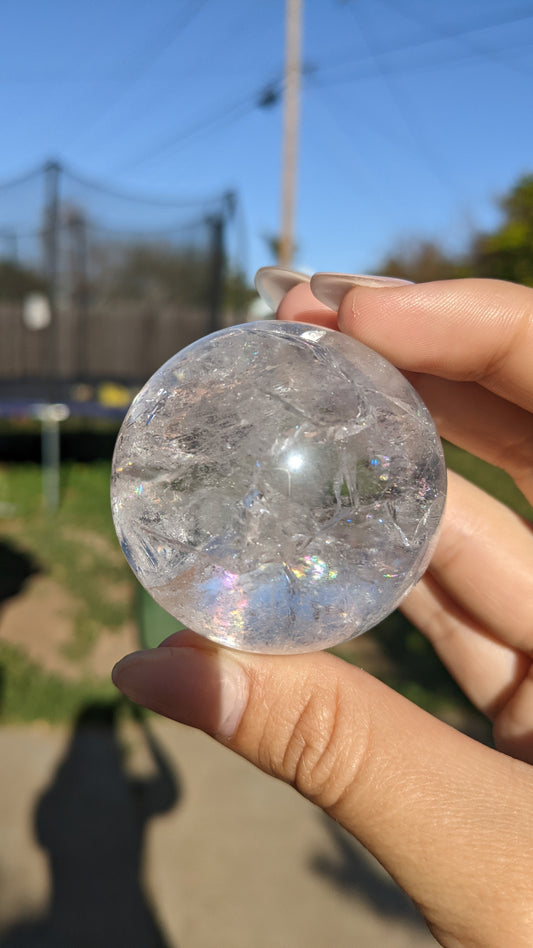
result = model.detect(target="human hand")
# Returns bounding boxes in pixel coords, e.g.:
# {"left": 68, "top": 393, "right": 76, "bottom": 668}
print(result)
{"left": 113, "top": 272, "right": 533, "bottom": 947}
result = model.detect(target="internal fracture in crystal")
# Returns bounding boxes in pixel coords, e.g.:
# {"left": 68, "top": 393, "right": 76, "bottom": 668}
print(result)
{"left": 111, "top": 321, "right": 446, "bottom": 654}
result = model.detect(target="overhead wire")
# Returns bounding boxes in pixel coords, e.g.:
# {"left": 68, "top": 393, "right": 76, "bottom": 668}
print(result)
{"left": 111, "top": 77, "right": 284, "bottom": 175}
{"left": 314, "top": 43, "right": 479, "bottom": 88}
{"left": 0, "top": 162, "right": 49, "bottom": 190}
{"left": 112, "top": 0, "right": 532, "bottom": 174}
{"left": 343, "top": 0, "right": 462, "bottom": 201}
{"left": 380, "top": 0, "right": 533, "bottom": 79}
{"left": 108, "top": 18, "right": 532, "bottom": 174}
{"left": 66, "top": 0, "right": 533, "bottom": 193}
{"left": 64, "top": 0, "right": 212, "bottom": 153}
{"left": 318, "top": 3, "right": 533, "bottom": 84}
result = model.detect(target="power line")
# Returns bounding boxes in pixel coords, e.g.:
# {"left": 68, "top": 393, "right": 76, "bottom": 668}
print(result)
{"left": 4, "top": 2, "right": 528, "bottom": 84}
{"left": 64, "top": 0, "right": 211, "bottom": 153}
{"left": 313, "top": 36, "right": 533, "bottom": 91}
{"left": 121, "top": 0, "right": 211, "bottom": 77}
{"left": 380, "top": 0, "right": 533, "bottom": 79}
{"left": 345, "top": 0, "right": 461, "bottom": 201}
{"left": 100, "top": 1, "right": 533, "bottom": 179}
{"left": 0, "top": 161, "right": 48, "bottom": 190}
{"left": 111, "top": 80, "right": 283, "bottom": 176}
{"left": 107, "top": 35, "right": 484, "bottom": 178}
{"left": 306, "top": 84, "right": 386, "bottom": 189}
{"left": 316, "top": 4, "right": 533, "bottom": 83}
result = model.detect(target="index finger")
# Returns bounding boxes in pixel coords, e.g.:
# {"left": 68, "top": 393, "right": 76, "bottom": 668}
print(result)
{"left": 310, "top": 276, "right": 533, "bottom": 412}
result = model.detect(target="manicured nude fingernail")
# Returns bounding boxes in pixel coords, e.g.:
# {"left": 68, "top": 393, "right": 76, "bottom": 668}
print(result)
{"left": 310, "top": 272, "right": 412, "bottom": 311}
{"left": 255, "top": 266, "right": 310, "bottom": 311}
{"left": 112, "top": 646, "right": 249, "bottom": 739}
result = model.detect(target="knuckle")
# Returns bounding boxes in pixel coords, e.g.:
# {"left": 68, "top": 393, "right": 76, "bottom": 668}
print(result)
{"left": 261, "top": 672, "right": 372, "bottom": 811}
{"left": 477, "top": 297, "right": 532, "bottom": 394}
{"left": 494, "top": 429, "right": 533, "bottom": 491}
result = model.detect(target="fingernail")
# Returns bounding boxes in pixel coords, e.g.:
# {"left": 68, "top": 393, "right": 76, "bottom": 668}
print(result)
{"left": 255, "top": 266, "right": 310, "bottom": 311}
{"left": 310, "top": 272, "right": 412, "bottom": 311}
{"left": 112, "top": 646, "right": 249, "bottom": 739}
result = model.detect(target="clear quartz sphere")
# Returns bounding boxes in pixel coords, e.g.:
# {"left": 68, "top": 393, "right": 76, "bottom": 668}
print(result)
{"left": 111, "top": 321, "right": 446, "bottom": 654}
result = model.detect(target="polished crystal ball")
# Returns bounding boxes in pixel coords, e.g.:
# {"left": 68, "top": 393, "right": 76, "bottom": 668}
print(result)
{"left": 111, "top": 321, "right": 446, "bottom": 654}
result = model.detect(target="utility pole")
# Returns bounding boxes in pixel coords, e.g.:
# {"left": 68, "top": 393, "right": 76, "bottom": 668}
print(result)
{"left": 279, "top": 0, "right": 302, "bottom": 269}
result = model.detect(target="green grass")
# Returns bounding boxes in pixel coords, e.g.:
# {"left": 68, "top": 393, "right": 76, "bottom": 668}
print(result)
{"left": 443, "top": 440, "right": 531, "bottom": 518}
{"left": 136, "top": 584, "right": 185, "bottom": 650}
{"left": 0, "top": 641, "right": 116, "bottom": 723}
{"left": 0, "top": 460, "right": 132, "bottom": 659}
{"left": 0, "top": 458, "right": 117, "bottom": 535}
{"left": 0, "top": 459, "right": 135, "bottom": 721}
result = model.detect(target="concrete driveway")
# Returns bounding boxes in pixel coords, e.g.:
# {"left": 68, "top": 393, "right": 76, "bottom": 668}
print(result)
{"left": 0, "top": 713, "right": 437, "bottom": 947}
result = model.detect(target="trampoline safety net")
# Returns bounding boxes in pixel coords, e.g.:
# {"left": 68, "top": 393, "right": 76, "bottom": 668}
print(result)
{"left": 0, "top": 161, "right": 240, "bottom": 400}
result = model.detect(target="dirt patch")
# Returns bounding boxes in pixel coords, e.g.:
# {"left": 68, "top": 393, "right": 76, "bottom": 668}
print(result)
{"left": 0, "top": 574, "right": 137, "bottom": 680}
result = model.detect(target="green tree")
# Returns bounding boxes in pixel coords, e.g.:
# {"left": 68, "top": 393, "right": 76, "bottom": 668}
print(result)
{"left": 96, "top": 243, "right": 213, "bottom": 307}
{"left": 378, "top": 238, "right": 469, "bottom": 283}
{"left": 223, "top": 268, "right": 256, "bottom": 313}
{"left": 472, "top": 174, "right": 533, "bottom": 286}
{"left": 376, "top": 173, "right": 533, "bottom": 286}
{"left": 92, "top": 241, "right": 253, "bottom": 317}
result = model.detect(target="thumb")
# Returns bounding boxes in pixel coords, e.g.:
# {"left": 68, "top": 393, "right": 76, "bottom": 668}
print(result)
{"left": 112, "top": 630, "right": 533, "bottom": 948}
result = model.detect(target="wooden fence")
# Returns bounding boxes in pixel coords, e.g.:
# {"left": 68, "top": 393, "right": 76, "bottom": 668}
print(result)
{"left": 0, "top": 302, "right": 217, "bottom": 384}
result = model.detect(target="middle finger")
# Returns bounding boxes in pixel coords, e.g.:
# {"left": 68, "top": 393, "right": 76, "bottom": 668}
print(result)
{"left": 428, "top": 471, "right": 533, "bottom": 655}
{"left": 407, "top": 373, "right": 533, "bottom": 503}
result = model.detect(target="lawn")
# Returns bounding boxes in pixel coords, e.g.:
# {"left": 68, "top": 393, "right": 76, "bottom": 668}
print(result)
{"left": 0, "top": 456, "right": 134, "bottom": 722}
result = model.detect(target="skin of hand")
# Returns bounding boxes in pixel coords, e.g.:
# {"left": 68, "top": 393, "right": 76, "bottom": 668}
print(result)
{"left": 113, "top": 275, "right": 533, "bottom": 948}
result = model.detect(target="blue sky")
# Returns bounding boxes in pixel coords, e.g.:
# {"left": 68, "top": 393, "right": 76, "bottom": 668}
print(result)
{"left": 0, "top": 0, "right": 532, "bottom": 281}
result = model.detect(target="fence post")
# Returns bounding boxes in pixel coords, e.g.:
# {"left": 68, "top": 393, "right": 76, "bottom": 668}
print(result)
{"left": 206, "top": 212, "right": 225, "bottom": 336}
{"left": 35, "top": 403, "right": 70, "bottom": 512}
{"left": 66, "top": 207, "right": 89, "bottom": 379}
{"left": 42, "top": 160, "right": 61, "bottom": 381}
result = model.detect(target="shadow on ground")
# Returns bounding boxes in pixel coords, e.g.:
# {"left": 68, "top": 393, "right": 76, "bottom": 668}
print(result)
{"left": 0, "top": 540, "right": 39, "bottom": 605}
{"left": 311, "top": 813, "right": 426, "bottom": 929}
{"left": 0, "top": 700, "right": 180, "bottom": 948}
